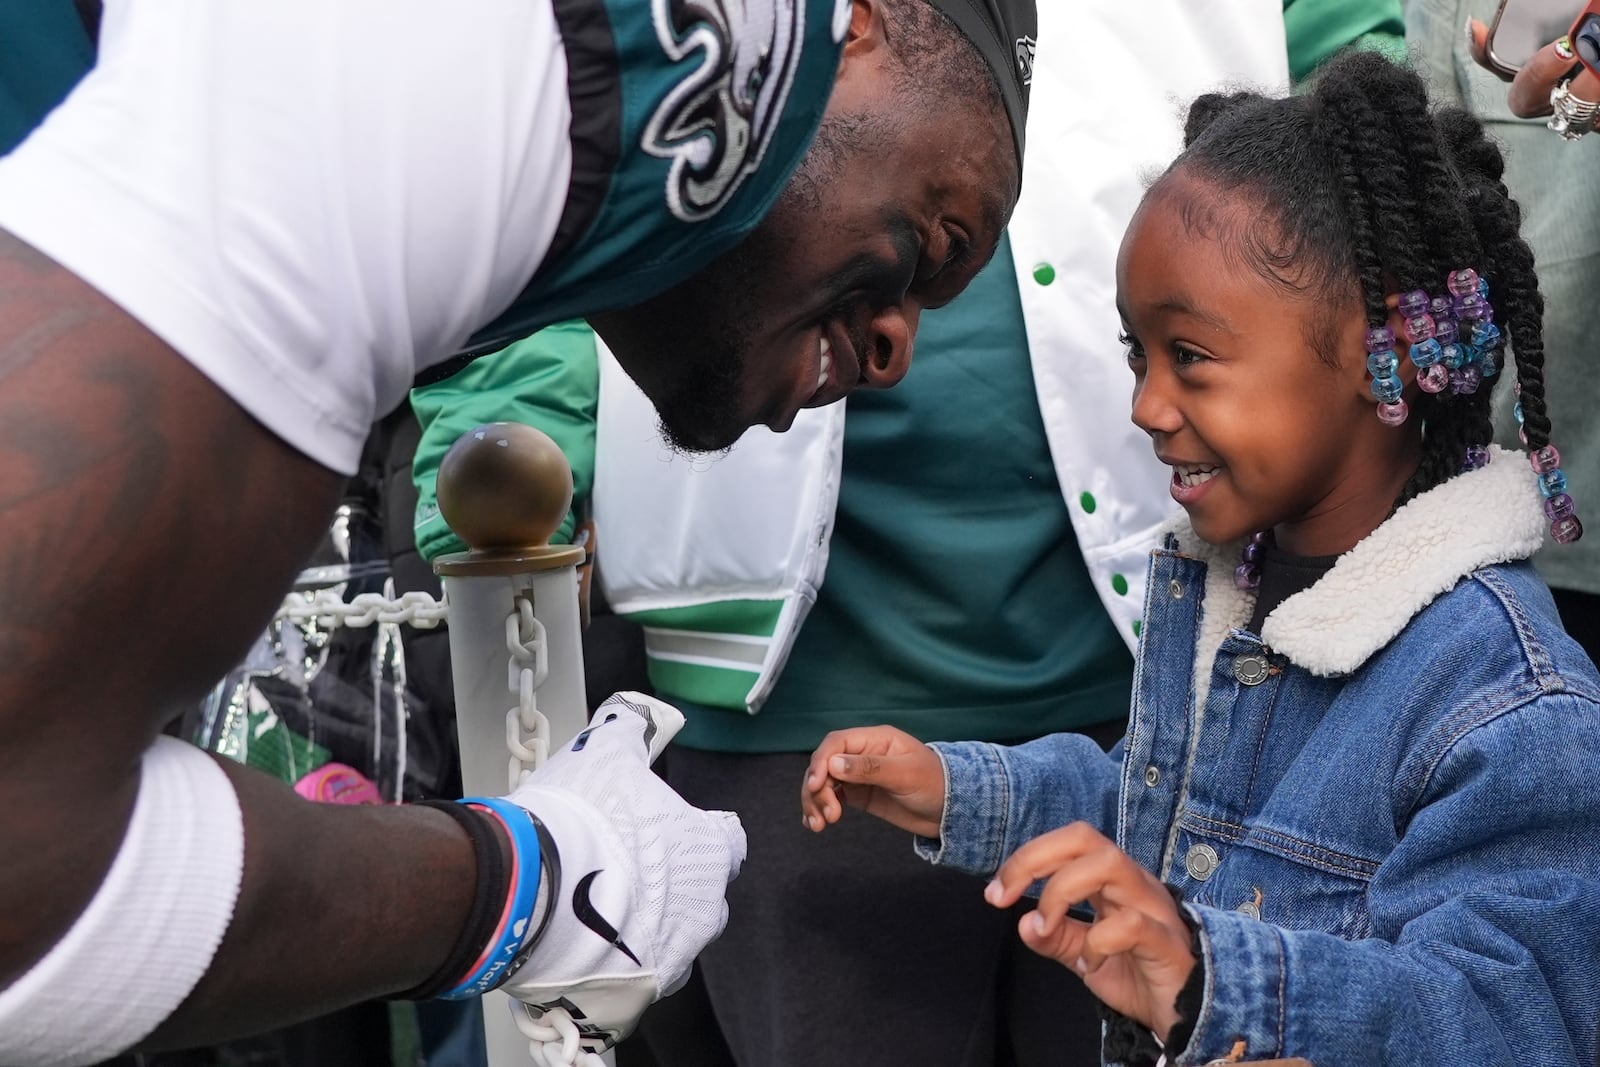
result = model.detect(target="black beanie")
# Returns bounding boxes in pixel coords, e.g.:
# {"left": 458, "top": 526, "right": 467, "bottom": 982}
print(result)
{"left": 924, "top": 0, "right": 1036, "bottom": 165}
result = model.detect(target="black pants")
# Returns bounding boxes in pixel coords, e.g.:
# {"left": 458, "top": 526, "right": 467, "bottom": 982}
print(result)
{"left": 627, "top": 741, "right": 1112, "bottom": 1067}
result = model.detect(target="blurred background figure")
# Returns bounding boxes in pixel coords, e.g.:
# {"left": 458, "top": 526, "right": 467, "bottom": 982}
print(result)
{"left": 1411, "top": 0, "right": 1600, "bottom": 663}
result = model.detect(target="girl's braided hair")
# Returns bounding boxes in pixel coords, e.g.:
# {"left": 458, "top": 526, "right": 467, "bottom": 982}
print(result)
{"left": 1172, "top": 51, "right": 1548, "bottom": 505}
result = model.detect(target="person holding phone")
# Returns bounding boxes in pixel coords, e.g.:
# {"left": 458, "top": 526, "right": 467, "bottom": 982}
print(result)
{"left": 1407, "top": 0, "right": 1600, "bottom": 668}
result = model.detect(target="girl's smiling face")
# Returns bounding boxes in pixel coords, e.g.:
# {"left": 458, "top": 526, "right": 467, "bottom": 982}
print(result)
{"left": 1115, "top": 172, "right": 1423, "bottom": 556}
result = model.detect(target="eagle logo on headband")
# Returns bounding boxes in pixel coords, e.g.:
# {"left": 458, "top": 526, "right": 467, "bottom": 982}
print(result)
{"left": 643, "top": 0, "right": 806, "bottom": 222}
{"left": 1015, "top": 35, "right": 1036, "bottom": 87}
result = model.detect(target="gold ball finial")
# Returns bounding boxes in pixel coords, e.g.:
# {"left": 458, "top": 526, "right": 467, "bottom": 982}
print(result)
{"left": 437, "top": 422, "right": 573, "bottom": 552}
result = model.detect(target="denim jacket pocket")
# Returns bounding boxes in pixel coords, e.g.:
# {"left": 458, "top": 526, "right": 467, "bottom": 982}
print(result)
{"left": 1178, "top": 813, "right": 1377, "bottom": 941}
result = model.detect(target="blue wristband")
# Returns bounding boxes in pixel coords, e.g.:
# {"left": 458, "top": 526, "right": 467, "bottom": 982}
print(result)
{"left": 438, "top": 796, "right": 544, "bottom": 999}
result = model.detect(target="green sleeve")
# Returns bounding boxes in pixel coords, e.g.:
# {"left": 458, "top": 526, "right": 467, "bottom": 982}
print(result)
{"left": 1282, "top": 0, "right": 1407, "bottom": 85}
{"left": 0, "top": 0, "right": 96, "bottom": 155}
{"left": 409, "top": 321, "right": 599, "bottom": 561}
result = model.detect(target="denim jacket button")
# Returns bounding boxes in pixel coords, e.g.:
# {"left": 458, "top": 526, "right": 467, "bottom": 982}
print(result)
{"left": 1144, "top": 765, "right": 1161, "bottom": 787}
{"left": 1232, "top": 653, "right": 1270, "bottom": 686}
{"left": 1184, "top": 843, "right": 1219, "bottom": 880}
{"left": 1168, "top": 578, "right": 1185, "bottom": 600}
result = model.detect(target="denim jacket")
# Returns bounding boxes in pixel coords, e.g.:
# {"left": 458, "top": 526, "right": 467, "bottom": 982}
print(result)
{"left": 925, "top": 450, "right": 1600, "bottom": 1065}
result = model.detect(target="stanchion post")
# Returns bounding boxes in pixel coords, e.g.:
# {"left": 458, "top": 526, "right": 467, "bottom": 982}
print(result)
{"left": 433, "top": 422, "right": 592, "bottom": 1067}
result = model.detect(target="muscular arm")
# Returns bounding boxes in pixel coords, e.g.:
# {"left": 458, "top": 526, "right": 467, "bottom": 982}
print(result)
{"left": 0, "top": 230, "right": 478, "bottom": 1040}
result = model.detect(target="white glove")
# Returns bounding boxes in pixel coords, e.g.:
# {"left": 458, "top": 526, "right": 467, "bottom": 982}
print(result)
{"left": 499, "top": 692, "right": 746, "bottom": 1052}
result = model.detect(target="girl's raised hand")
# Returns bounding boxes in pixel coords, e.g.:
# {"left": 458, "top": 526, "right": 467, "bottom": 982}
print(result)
{"left": 986, "top": 822, "right": 1196, "bottom": 1042}
{"left": 801, "top": 725, "right": 945, "bottom": 838}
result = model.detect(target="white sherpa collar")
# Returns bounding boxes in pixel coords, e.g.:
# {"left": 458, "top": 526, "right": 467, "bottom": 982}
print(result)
{"left": 1159, "top": 446, "right": 1547, "bottom": 683}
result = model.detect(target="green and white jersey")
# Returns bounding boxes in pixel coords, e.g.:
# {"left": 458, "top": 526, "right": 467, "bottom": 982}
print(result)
{"left": 468, "top": 0, "right": 850, "bottom": 352}
{"left": 0, "top": 0, "right": 845, "bottom": 476}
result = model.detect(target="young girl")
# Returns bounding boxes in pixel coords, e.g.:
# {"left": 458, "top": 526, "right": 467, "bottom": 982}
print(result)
{"left": 800, "top": 52, "right": 1600, "bottom": 1066}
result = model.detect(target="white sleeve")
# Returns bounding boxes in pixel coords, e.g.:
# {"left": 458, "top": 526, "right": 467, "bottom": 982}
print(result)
{"left": 0, "top": 1, "right": 574, "bottom": 475}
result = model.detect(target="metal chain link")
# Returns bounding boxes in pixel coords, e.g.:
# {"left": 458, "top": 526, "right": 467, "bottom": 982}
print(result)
{"left": 276, "top": 588, "right": 449, "bottom": 629}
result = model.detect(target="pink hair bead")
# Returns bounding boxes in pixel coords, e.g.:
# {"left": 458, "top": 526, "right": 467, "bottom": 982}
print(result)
{"left": 1377, "top": 400, "right": 1409, "bottom": 426}
{"left": 1552, "top": 515, "right": 1585, "bottom": 544}
{"left": 1447, "top": 268, "right": 1481, "bottom": 297}
{"left": 1402, "top": 314, "right": 1436, "bottom": 343}
{"left": 1418, "top": 363, "right": 1449, "bottom": 393}
{"left": 1531, "top": 446, "right": 1562, "bottom": 474}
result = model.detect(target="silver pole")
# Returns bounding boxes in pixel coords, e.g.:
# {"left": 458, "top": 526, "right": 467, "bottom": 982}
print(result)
{"left": 433, "top": 422, "right": 600, "bottom": 1067}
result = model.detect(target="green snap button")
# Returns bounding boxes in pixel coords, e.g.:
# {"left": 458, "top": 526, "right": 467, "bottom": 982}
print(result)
{"left": 1032, "top": 262, "right": 1056, "bottom": 286}
{"left": 1132, "top": 620, "right": 1143, "bottom": 638}
{"left": 1111, "top": 573, "right": 1129, "bottom": 596}
{"left": 1079, "top": 491, "right": 1097, "bottom": 514}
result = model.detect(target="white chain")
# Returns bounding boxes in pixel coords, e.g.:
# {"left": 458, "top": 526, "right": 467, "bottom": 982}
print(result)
{"left": 276, "top": 588, "right": 449, "bottom": 629}
{"left": 501, "top": 593, "right": 605, "bottom": 1067}
{"left": 504, "top": 592, "right": 551, "bottom": 792}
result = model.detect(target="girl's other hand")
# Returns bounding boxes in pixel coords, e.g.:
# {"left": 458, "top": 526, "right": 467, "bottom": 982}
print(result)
{"left": 800, "top": 725, "right": 945, "bottom": 838}
{"left": 986, "top": 821, "right": 1197, "bottom": 1042}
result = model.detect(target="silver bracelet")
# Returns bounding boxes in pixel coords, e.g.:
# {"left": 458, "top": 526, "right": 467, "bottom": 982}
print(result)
{"left": 1548, "top": 78, "right": 1600, "bottom": 141}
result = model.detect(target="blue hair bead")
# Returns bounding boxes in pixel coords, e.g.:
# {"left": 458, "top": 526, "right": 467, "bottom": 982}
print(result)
{"left": 1408, "top": 338, "right": 1443, "bottom": 369}
{"left": 1441, "top": 342, "right": 1468, "bottom": 369}
{"left": 1371, "top": 375, "right": 1404, "bottom": 403}
{"left": 1470, "top": 321, "right": 1503, "bottom": 350}
{"left": 1368, "top": 350, "right": 1400, "bottom": 377}
{"left": 1514, "top": 400, "right": 1525, "bottom": 424}
{"left": 1539, "top": 469, "right": 1570, "bottom": 498}
{"left": 1477, "top": 276, "right": 1491, "bottom": 298}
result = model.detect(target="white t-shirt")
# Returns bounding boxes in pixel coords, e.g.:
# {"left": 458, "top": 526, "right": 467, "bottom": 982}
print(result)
{"left": 0, "top": 0, "right": 574, "bottom": 474}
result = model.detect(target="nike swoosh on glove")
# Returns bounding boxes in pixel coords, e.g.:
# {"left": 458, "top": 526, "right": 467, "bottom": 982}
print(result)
{"left": 499, "top": 692, "right": 746, "bottom": 1051}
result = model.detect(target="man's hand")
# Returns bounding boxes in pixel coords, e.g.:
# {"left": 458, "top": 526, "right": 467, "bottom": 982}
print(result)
{"left": 800, "top": 725, "right": 946, "bottom": 838}
{"left": 985, "top": 822, "right": 1195, "bottom": 1042}
{"left": 498, "top": 693, "right": 746, "bottom": 1050}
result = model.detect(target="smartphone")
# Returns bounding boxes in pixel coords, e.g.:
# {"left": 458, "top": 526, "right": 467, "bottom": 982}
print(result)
{"left": 1486, "top": 0, "right": 1584, "bottom": 76}
{"left": 1569, "top": 1, "right": 1600, "bottom": 79}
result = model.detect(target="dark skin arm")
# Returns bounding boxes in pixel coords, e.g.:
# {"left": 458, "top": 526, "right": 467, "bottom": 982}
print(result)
{"left": 0, "top": 229, "right": 480, "bottom": 1042}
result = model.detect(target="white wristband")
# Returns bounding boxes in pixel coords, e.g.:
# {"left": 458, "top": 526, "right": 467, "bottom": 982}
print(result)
{"left": 0, "top": 737, "right": 245, "bottom": 1066}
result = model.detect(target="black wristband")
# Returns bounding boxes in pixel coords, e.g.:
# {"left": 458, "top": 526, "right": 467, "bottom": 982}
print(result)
{"left": 395, "top": 800, "right": 511, "bottom": 1000}
{"left": 1161, "top": 883, "right": 1207, "bottom": 1060}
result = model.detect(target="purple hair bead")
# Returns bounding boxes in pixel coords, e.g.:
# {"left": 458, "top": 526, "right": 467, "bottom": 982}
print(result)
{"left": 1447, "top": 268, "right": 1481, "bottom": 297}
{"left": 1450, "top": 366, "right": 1482, "bottom": 395}
{"left": 1418, "top": 363, "right": 1450, "bottom": 393}
{"left": 1430, "top": 295, "right": 1453, "bottom": 318}
{"left": 1234, "top": 562, "right": 1262, "bottom": 591}
{"left": 1377, "top": 400, "right": 1409, "bottom": 426}
{"left": 1455, "top": 292, "right": 1490, "bottom": 322}
{"left": 1433, "top": 317, "right": 1459, "bottom": 346}
{"left": 1545, "top": 493, "right": 1577, "bottom": 521}
{"left": 1464, "top": 445, "right": 1491, "bottom": 470}
{"left": 1398, "top": 290, "right": 1430, "bottom": 317}
{"left": 1552, "top": 515, "right": 1585, "bottom": 545}
{"left": 1402, "top": 314, "right": 1436, "bottom": 343}
{"left": 1531, "top": 446, "right": 1562, "bottom": 474}
{"left": 1364, "top": 325, "right": 1396, "bottom": 353}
